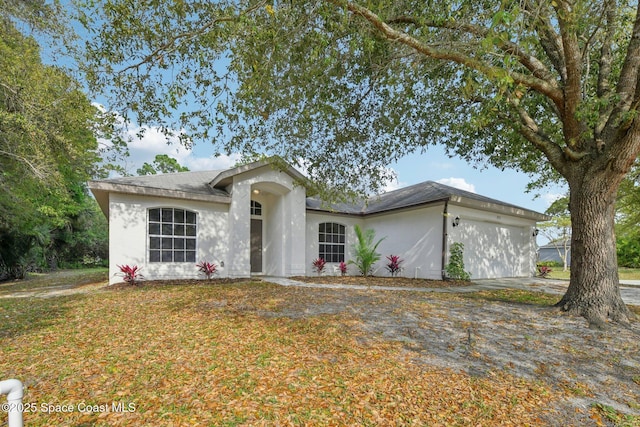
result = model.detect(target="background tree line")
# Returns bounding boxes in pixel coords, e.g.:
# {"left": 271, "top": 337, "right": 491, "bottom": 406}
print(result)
{"left": 0, "top": 6, "right": 107, "bottom": 279}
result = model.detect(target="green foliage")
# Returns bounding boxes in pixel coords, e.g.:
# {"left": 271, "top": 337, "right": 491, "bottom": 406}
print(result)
{"left": 349, "top": 225, "right": 384, "bottom": 277}
{"left": 0, "top": 17, "right": 106, "bottom": 278}
{"left": 445, "top": 242, "right": 471, "bottom": 281}
{"left": 617, "top": 234, "right": 640, "bottom": 268}
{"left": 537, "top": 261, "right": 562, "bottom": 268}
{"left": 616, "top": 163, "right": 640, "bottom": 238}
{"left": 76, "top": 1, "right": 639, "bottom": 196}
{"left": 74, "top": 0, "right": 640, "bottom": 321}
{"left": 136, "top": 154, "right": 190, "bottom": 175}
{"left": 592, "top": 403, "right": 640, "bottom": 427}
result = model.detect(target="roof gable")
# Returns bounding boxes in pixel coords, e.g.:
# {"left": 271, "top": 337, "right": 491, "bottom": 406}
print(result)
{"left": 209, "top": 158, "right": 308, "bottom": 190}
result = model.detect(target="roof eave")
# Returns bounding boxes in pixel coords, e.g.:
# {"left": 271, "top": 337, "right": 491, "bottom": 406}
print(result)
{"left": 88, "top": 181, "right": 231, "bottom": 218}
{"left": 450, "top": 195, "right": 550, "bottom": 221}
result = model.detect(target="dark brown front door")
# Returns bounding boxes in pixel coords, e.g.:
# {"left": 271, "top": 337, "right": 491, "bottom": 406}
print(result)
{"left": 250, "top": 219, "right": 262, "bottom": 273}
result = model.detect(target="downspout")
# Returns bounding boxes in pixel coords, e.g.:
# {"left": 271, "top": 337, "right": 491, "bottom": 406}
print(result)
{"left": 441, "top": 201, "right": 449, "bottom": 280}
{"left": 0, "top": 379, "right": 23, "bottom": 427}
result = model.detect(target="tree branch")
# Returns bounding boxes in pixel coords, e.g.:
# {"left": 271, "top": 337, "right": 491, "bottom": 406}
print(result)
{"left": 602, "top": 1, "right": 640, "bottom": 144}
{"left": 554, "top": 0, "right": 584, "bottom": 146}
{"left": 388, "top": 14, "right": 559, "bottom": 89}
{"left": 507, "top": 96, "right": 568, "bottom": 174}
{"left": 595, "top": 0, "right": 616, "bottom": 140}
{"left": 331, "top": 1, "right": 565, "bottom": 107}
{"left": 525, "top": 2, "right": 566, "bottom": 83}
{"left": 0, "top": 149, "right": 48, "bottom": 180}
{"left": 118, "top": 2, "right": 267, "bottom": 75}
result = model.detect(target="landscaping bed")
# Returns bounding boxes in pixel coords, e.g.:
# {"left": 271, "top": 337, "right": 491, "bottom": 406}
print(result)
{"left": 289, "top": 275, "right": 472, "bottom": 288}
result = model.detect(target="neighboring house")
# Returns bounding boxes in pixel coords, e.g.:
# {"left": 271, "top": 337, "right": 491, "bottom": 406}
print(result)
{"left": 89, "top": 159, "right": 549, "bottom": 285}
{"left": 537, "top": 242, "right": 571, "bottom": 266}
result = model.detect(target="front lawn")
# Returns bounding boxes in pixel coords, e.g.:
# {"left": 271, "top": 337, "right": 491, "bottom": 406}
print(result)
{"left": 0, "top": 274, "right": 637, "bottom": 426}
{"left": 0, "top": 280, "right": 568, "bottom": 426}
{"left": 546, "top": 267, "right": 640, "bottom": 281}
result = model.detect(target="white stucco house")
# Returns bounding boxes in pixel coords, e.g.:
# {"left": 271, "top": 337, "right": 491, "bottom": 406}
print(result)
{"left": 89, "top": 159, "right": 549, "bottom": 285}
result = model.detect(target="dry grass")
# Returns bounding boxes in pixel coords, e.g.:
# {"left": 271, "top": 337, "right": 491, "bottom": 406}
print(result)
{"left": 0, "top": 280, "right": 567, "bottom": 426}
{"left": 290, "top": 275, "right": 471, "bottom": 288}
{"left": 1, "top": 272, "right": 638, "bottom": 426}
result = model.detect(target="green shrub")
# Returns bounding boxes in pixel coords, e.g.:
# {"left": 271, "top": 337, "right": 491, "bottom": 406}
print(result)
{"left": 536, "top": 260, "right": 562, "bottom": 268}
{"left": 617, "top": 236, "right": 640, "bottom": 268}
{"left": 445, "top": 242, "right": 471, "bottom": 281}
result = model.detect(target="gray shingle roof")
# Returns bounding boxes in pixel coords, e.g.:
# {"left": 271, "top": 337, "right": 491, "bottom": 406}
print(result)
{"left": 307, "top": 180, "right": 546, "bottom": 219}
{"left": 95, "top": 170, "right": 229, "bottom": 198}
{"left": 90, "top": 162, "right": 547, "bottom": 221}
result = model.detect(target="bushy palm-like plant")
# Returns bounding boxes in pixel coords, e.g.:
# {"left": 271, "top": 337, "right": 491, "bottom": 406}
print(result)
{"left": 349, "top": 225, "right": 384, "bottom": 277}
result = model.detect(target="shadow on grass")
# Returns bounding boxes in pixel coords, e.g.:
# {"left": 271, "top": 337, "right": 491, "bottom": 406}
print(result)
{"left": 460, "top": 289, "right": 562, "bottom": 307}
{"left": 0, "top": 295, "right": 84, "bottom": 339}
{"left": 0, "top": 268, "right": 108, "bottom": 294}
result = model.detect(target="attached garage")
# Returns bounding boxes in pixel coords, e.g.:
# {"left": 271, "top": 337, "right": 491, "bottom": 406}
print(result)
{"left": 448, "top": 203, "right": 542, "bottom": 280}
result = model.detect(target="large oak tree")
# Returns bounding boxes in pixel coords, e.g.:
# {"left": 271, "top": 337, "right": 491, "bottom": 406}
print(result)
{"left": 78, "top": 0, "right": 640, "bottom": 328}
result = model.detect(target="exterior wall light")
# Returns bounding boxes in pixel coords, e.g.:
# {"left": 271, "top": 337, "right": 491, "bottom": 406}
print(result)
{"left": 533, "top": 228, "right": 539, "bottom": 237}
{"left": 452, "top": 216, "right": 460, "bottom": 227}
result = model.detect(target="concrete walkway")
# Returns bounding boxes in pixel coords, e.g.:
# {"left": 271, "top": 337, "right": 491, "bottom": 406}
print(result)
{"left": 263, "top": 276, "right": 640, "bottom": 305}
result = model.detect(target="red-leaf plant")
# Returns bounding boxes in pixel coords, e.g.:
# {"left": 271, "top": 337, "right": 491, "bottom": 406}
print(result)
{"left": 385, "top": 255, "right": 404, "bottom": 277}
{"left": 196, "top": 261, "right": 218, "bottom": 280}
{"left": 312, "top": 258, "right": 326, "bottom": 275}
{"left": 338, "top": 261, "right": 348, "bottom": 276}
{"left": 537, "top": 266, "right": 552, "bottom": 278}
{"left": 117, "top": 264, "right": 143, "bottom": 286}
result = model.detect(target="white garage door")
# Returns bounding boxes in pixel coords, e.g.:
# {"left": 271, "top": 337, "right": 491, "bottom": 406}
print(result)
{"left": 458, "top": 221, "right": 528, "bottom": 279}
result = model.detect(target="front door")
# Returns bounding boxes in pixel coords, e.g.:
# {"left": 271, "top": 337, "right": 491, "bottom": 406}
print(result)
{"left": 250, "top": 219, "right": 263, "bottom": 273}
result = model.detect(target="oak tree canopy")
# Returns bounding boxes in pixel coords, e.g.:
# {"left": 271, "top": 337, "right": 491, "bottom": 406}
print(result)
{"left": 77, "top": 0, "right": 640, "bottom": 328}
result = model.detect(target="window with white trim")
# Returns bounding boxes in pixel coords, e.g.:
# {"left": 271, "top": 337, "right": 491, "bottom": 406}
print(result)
{"left": 319, "top": 222, "right": 345, "bottom": 262}
{"left": 250, "top": 200, "right": 262, "bottom": 216}
{"left": 148, "top": 208, "right": 197, "bottom": 263}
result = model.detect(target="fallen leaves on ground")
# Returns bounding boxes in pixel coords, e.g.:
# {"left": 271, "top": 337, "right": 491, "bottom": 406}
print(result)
{"left": 0, "top": 281, "right": 567, "bottom": 426}
{"left": 290, "top": 275, "right": 471, "bottom": 288}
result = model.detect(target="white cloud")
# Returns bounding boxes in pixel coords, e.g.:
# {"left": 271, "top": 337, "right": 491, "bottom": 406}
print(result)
{"left": 541, "top": 192, "right": 565, "bottom": 209}
{"left": 430, "top": 161, "right": 455, "bottom": 170}
{"left": 381, "top": 176, "right": 408, "bottom": 193}
{"left": 95, "top": 105, "right": 242, "bottom": 175}
{"left": 436, "top": 177, "right": 476, "bottom": 193}
{"left": 184, "top": 153, "right": 242, "bottom": 171}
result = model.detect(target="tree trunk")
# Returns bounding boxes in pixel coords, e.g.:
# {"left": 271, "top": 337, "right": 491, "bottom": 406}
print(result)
{"left": 556, "top": 172, "right": 633, "bottom": 329}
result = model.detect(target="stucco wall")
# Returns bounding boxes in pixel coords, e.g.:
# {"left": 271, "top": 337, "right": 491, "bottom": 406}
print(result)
{"left": 305, "top": 212, "right": 364, "bottom": 276}
{"left": 230, "top": 165, "right": 306, "bottom": 277}
{"left": 447, "top": 205, "right": 537, "bottom": 279}
{"left": 108, "top": 193, "right": 229, "bottom": 284}
{"left": 362, "top": 205, "right": 445, "bottom": 279}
